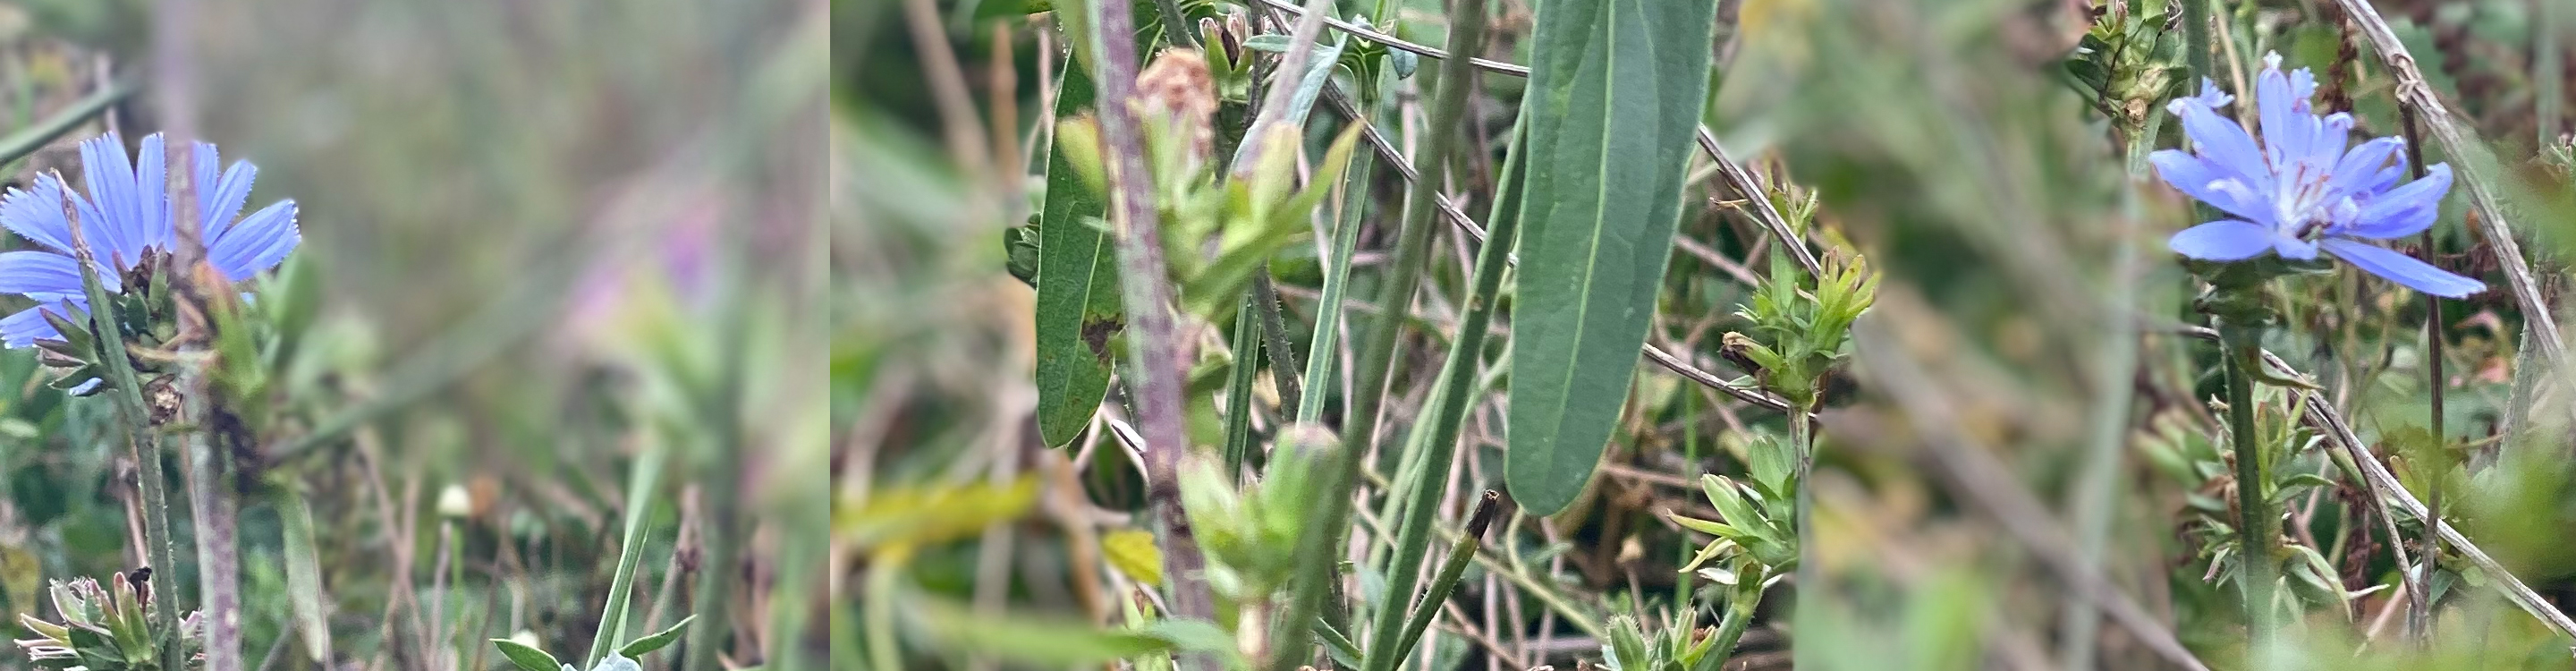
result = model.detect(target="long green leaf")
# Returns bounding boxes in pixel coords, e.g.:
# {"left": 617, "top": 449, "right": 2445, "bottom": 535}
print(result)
{"left": 276, "top": 488, "right": 335, "bottom": 664}
{"left": 1033, "top": 64, "right": 1123, "bottom": 447}
{"left": 1504, "top": 0, "right": 1720, "bottom": 515}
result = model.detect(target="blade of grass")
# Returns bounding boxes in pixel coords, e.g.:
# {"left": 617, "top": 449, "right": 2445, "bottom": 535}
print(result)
{"left": 275, "top": 487, "right": 335, "bottom": 664}
{"left": 588, "top": 441, "right": 665, "bottom": 667}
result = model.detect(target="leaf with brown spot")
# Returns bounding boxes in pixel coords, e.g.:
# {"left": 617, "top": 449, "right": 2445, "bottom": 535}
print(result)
{"left": 1036, "top": 63, "right": 1123, "bottom": 447}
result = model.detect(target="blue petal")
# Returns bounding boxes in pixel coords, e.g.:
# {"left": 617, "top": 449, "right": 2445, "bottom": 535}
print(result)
{"left": 0, "top": 298, "right": 85, "bottom": 349}
{"left": 2258, "top": 54, "right": 2302, "bottom": 167}
{"left": 0, "top": 251, "right": 90, "bottom": 301}
{"left": 2151, "top": 150, "right": 2273, "bottom": 225}
{"left": 192, "top": 141, "right": 257, "bottom": 242}
{"left": 135, "top": 133, "right": 169, "bottom": 252}
{"left": 209, "top": 200, "right": 299, "bottom": 281}
{"left": 77, "top": 132, "right": 140, "bottom": 268}
{"left": 2344, "top": 164, "right": 2452, "bottom": 240}
{"left": 2168, "top": 101, "right": 2271, "bottom": 194}
{"left": 0, "top": 174, "right": 75, "bottom": 253}
{"left": 2325, "top": 137, "right": 2404, "bottom": 200}
{"left": 2322, "top": 238, "right": 2484, "bottom": 297}
{"left": 2168, "top": 220, "right": 2275, "bottom": 260}
{"left": 2187, "top": 78, "right": 2234, "bottom": 110}
{"left": 0, "top": 306, "right": 58, "bottom": 348}
{"left": 2287, "top": 64, "right": 2318, "bottom": 104}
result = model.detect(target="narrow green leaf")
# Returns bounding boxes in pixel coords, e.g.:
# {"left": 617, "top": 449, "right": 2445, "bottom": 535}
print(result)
{"left": 616, "top": 614, "right": 696, "bottom": 658}
{"left": 276, "top": 488, "right": 335, "bottom": 664}
{"left": 1504, "top": 0, "right": 1721, "bottom": 515}
{"left": 490, "top": 640, "right": 563, "bottom": 671}
{"left": 1034, "top": 64, "right": 1125, "bottom": 448}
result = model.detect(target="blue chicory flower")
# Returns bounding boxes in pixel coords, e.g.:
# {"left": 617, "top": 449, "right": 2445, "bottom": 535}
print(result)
{"left": 2155, "top": 52, "right": 2485, "bottom": 298}
{"left": 0, "top": 132, "right": 300, "bottom": 347}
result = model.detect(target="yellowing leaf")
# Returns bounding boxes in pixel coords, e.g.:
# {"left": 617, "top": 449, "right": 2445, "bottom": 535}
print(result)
{"left": 840, "top": 478, "right": 1040, "bottom": 550}
{"left": 1101, "top": 530, "right": 1165, "bottom": 586}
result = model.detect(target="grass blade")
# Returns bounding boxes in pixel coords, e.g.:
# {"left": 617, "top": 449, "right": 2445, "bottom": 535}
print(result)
{"left": 588, "top": 442, "right": 665, "bottom": 667}
{"left": 1504, "top": 0, "right": 1720, "bottom": 515}
{"left": 275, "top": 488, "right": 335, "bottom": 664}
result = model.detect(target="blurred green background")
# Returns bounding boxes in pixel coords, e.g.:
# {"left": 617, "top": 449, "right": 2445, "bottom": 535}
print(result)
{"left": 0, "top": 0, "right": 826, "bottom": 668}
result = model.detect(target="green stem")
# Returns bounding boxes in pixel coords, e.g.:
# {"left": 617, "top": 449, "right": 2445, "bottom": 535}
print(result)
{"left": 1346, "top": 0, "right": 1492, "bottom": 660}
{"left": 2539, "top": 0, "right": 2563, "bottom": 148}
{"left": 1383, "top": 492, "right": 1500, "bottom": 667}
{"left": 55, "top": 175, "right": 183, "bottom": 668}
{"left": 2185, "top": 0, "right": 2213, "bottom": 81}
{"left": 1297, "top": 147, "right": 1375, "bottom": 425}
{"left": 1788, "top": 401, "right": 1815, "bottom": 624}
{"left": 1698, "top": 570, "right": 1769, "bottom": 671}
{"left": 2222, "top": 326, "right": 2276, "bottom": 667}
{"left": 1221, "top": 299, "right": 1264, "bottom": 479}
{"left": 1250, "top": 272, "right": 1305, "bottom": 414}
{"left": 0, "top": 80, "right": 132, "bottom": 168}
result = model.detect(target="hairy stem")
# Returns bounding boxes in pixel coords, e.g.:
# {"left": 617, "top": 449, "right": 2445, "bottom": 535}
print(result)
{"left": 2223, "top": 326, "right": 2277, "bottom": 666}
{"left": 1083, "top": 0, "right": 1219, "bottom": 632}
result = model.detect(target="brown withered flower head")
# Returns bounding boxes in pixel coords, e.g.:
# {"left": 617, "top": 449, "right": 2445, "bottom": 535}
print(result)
{"left": 1131, "top": 49, "right": 1217, "bottom": 173}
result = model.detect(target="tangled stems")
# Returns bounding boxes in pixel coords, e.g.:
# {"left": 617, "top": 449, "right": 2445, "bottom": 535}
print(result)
{"left": 2219, "top": 321, "right": 2278, "bottom": 666}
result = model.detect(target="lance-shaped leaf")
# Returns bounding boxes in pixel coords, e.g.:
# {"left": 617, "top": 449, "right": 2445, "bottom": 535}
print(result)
{"left": 1505, "top": 0, "right": 1721, "bottom": 514}
{"left": 1034, "top": 64, "right": 1124, "bottom": 447}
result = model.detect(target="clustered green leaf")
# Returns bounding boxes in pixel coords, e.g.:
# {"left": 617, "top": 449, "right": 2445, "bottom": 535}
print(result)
{"left": 14, "top": 572, "right": 199, "bottom": 671}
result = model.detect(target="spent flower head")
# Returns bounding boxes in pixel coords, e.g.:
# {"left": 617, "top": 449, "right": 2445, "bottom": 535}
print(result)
{"left": 2154, "top": 53, "right": 2483, "bottom": 298}
{"left": 0, "top": 132, "right": 301, "bottom": 347}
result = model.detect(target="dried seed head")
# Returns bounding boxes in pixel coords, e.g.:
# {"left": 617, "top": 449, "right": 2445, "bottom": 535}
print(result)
{"left": 1131, "top": 49, "right": 1216, "bottom": 168}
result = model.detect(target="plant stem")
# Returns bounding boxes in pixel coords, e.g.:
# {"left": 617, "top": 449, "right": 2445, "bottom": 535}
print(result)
{"left": 1250, "top": 273, "right": 1304, "bottom": 413}
{"left": 2400, "top": 106, "right": 2445, "bottom": 646}
{"left": 1362, "top": 110, "right": 1520, "bottom": 671}
{"left": 0, "top": 80, "right": 131, "bottom": 168}
{"left": 2222, "top": 325, "right": 2276, "bottom": 667}
{"left": 188, "top": 432, "right": 243, "bottom": 671}
{"left": 2538, "top": 0, "right": 2563, "bottom": 148}
{"left": 1702, "top": 567, "right": 1769, "bottom": 670}
{"left": 1298, "top": 155, "right": 1373, "bottom": 425}
{"left": 1222, "top": 300, "right": 1264, "bottom": 479}
{"left": 1326, "top": 0, "right": 1483, "bottom": 665}
{"left": 55, "top": 174, "right": 185, "bottom": 669}
{"left": 1384, "top": 491, "right": 1500, "bottom": 667}
{"left": 1083, "top": 0, "right": 1220, "bottom": 633}
{"left": 1788, "top": 399, "right": 1815, "bottom": 623}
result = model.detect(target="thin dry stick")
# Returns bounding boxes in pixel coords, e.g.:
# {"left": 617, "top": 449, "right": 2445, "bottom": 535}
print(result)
{"left": 2329, "top": 0, "right": 2566, "bottom": 366}
{"left": 2171, "top": 326, "right": 2576, "bottom": 641}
